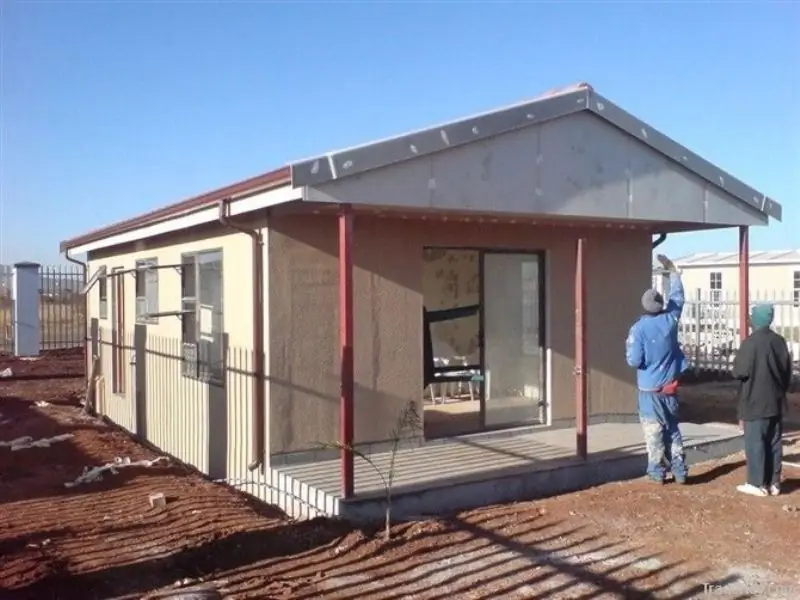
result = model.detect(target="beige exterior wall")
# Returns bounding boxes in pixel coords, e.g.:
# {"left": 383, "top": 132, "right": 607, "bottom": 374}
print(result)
{"left": 268, "top": 214, "right": 652, "bottom": 455}
{"left": 676, "top": 263, "right": 800, "bottom": 330}
{"left": 678, "top": 263, "right": 800, "bottom": 300}
{"left": 82, "top": 212, "right": 653, "bottom": 465}
{"left": 87, "top": 223, "right": 260, "bottom": 478}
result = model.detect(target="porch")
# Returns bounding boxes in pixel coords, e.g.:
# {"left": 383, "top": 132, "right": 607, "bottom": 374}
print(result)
{"left": 270, "top": 421, "right": 743, "bottom": 521}
{"left": 280, "top": 84, "right": 776, "bottom": 501}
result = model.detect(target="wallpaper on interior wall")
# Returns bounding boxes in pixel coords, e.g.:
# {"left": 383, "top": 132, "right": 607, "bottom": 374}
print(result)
{"left": 422, "top": 249, "right": 480, "bottom": 360}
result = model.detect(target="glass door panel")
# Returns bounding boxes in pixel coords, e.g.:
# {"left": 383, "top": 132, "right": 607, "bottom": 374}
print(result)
{"left": 482, "top": 253, "right": 545, "bottom": 428}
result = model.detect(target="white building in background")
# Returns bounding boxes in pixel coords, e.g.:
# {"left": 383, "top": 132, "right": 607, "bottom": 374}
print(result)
{"left": 670, "top": 250, "right": 800, "bottom": 304}
{"left": 652, "top": 250, "right": 800, "bottom": 336}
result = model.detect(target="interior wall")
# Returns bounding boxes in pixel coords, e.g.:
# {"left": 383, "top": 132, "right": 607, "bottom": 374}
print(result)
{"left": 421, "top": 248, "right": 480, "bottom": 360}
{"left": 268, "top": 213, "right": 651, "bottom": 455}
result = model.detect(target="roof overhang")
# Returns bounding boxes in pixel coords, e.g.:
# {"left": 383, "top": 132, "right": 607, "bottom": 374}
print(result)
{"left": 60, "top": 82, "right": 783, "bottom": 257}
{"left": 289, "top": 83, "right": 782, "bottom": 223}
{"left": 62, "top": 178, "right": 302, "bottom": 255}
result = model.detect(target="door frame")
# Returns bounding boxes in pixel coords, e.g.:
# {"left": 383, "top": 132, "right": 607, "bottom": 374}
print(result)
{"left": 422, "top": 245, "right": 548, "bottom": 436}
{"left": 478, "top": 249, "right": 548, "bottom": 430}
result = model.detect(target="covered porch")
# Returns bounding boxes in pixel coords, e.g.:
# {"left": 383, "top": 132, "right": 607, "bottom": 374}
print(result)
{"left": 269, "top": 82, "right": 779, "bottom": 513}
{"left": 270, "top": 420, "right": 744, "bottom": 521}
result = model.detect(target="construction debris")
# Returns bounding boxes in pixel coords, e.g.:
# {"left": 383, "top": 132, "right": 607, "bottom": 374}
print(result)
{"left": 0, "top": 367, "right": 12, "bottom": 378}
{"left": 0, "top": 434, "right": 73, "bottom": 451}
{"left": 34, "top": 401, "right": 51, "bottom": 408}
{"left": 64, "top": 456, "right": 169, "bottom": 488}
{"left": 149, "top": 492, "right": 167, "bottom": 508}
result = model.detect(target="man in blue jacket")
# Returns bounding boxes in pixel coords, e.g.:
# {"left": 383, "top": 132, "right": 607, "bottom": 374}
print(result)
{"left": 625, "top": 254, "right": 690, "bottom": 484}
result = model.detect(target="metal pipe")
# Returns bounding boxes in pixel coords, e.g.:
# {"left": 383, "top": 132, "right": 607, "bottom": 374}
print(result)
{"left": 218, "top": 200, "right": 265, "bottom": 472}
{"left": 652, "top": 233, "right": 667, "bottom": 248}
{"left": 739, "top": 227, "right": 750, "bottom": 342}
{"left": 339, "top": 204, "right": 355, "bottom": 498}
{"left": 65, "top": 249, "right": 89, "bottom": 370}
{"left": 575, "top": 237, "right": 588, "bottom": 459}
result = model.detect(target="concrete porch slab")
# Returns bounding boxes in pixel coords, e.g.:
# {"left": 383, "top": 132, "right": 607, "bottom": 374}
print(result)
{"left": 270, "top": 422, "right": 743, "bottom": 521}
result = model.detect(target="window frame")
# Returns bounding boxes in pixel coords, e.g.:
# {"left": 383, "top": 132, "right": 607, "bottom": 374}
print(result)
{"left": 793, "top": 270, "right": 800, "bottom": 308}
{"left": 709, "top": 271, "right": 723, "bottom": 303}
{"left": 180, "top": 249, "right": 224, "bottom": 386}
{"left": 135, "top": 258, "right": 159, "bottom": 324}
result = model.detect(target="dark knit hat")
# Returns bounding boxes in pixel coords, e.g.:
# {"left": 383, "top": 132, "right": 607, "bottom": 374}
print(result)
{"left": 641, "top": 289, "right": 664, "bottom": 314}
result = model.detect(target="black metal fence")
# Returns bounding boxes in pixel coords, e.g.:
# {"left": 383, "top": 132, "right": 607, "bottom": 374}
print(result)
{"left": 0, "top": 264, "right": 86, "bottom": 354}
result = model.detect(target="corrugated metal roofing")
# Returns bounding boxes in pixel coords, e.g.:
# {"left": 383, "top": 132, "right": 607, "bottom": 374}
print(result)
{"left": 666, "top": 250, "right": 800, "bottom": 267}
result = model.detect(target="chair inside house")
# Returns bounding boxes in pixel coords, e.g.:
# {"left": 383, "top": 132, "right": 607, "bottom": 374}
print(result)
{"left": 423, "top": 304, "right": 484, "bottom": 437}
{"left": 429, "top": 339, "right": 480, "bottom": 404}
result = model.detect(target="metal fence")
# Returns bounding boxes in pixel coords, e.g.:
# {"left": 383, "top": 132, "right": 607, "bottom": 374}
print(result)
{"left": 678, "top": 289, "right": 800, "bottom": 373}
{"left": 0, "top": 263, "right": 86, "bottom": 354}
{"left": 90, "top": 324, "right": 256, "bottom": 483}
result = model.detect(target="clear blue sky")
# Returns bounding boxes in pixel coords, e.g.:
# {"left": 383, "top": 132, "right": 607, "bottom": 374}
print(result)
{"left": 1, "top": 1, "right": 797, "bottom": 265}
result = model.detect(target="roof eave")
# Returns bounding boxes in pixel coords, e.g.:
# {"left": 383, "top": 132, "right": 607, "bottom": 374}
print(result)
{"left": 585, "top": 91, "right": 781, "bottom": 222}
{"left": 59, "top": 166, "right": 292, "bottom": 253}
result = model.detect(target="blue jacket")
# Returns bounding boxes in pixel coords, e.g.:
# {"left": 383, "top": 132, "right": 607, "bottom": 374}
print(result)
{"left": 625, "top": 273, "right": 689, "bottom": 392}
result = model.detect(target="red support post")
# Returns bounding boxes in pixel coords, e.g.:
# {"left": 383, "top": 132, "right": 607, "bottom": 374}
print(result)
{"left": 338, "top": 204, "right": 355, "bottom": 499}
{"left": 739, "top": 226, "right": 750, "bottom": 342}
{"left": 575, "top": 237, "right": 588, "bottom": 459}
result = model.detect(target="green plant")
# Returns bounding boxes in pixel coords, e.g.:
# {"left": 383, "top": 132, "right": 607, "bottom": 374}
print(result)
{"left": 317, "top": 400, "right": 421, "bottom": 539}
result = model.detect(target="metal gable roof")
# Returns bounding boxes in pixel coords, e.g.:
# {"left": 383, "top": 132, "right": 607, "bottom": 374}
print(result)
{"left": 289, "top": 82, "right": 782, "bottom": 222}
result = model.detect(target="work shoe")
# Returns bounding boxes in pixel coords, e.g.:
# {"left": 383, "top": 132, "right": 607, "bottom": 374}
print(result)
{"left": 674, "top": 475, "right": 688, "bottom": 485}
{"left": 768, "top": 484, "right": 781, "bottom": 496}
{"left": 736, "top": 483, "right": 768, "bottom": 497}
{"left": 645, "top": 474, "right": 664, "bottom": 485}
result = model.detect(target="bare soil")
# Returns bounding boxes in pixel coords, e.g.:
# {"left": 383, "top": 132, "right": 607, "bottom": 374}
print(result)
{"left": 2, "top": 351, "right": 800, "bottom": 599}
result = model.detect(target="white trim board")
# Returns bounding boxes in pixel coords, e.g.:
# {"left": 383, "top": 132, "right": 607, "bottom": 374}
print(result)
{"left": 66, "top": 184, "right": 303, "bottom": 255}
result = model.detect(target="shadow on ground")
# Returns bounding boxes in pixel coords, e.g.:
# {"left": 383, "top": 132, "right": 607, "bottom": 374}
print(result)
{"left": 6, "top": 506, "right": 757, "bottom": 600}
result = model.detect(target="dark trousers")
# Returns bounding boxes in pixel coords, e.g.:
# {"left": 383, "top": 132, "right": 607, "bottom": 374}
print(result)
{"left": 743, "top": 416, "right": 782, "bottom": 487}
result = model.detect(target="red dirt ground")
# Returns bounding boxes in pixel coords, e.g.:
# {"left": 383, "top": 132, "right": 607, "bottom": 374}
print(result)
{"left": 2, "top": 351, "right": 800, "bottom": 599}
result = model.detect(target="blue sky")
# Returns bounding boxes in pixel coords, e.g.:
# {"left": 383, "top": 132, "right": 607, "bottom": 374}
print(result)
{"left": 1, "top": 1, "right": 797, "bottom": 265}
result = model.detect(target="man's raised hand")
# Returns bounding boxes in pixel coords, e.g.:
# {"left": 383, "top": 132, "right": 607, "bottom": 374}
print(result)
{"left": 656, "top": 254, "right": 676, "bottom": 272}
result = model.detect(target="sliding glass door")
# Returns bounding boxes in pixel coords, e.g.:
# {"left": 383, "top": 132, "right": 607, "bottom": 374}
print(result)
{"left": 481, "top": 252, "right": 546, "bottom": 428}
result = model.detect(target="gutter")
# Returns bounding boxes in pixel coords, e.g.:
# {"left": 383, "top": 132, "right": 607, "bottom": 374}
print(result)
{"left": 218, "top": 199, "right": 266, "bottom": 472}
{"left": 652, "top": 233, "right": 667, "bottom": 249}
{"left": 65, "top": 248, "right": 90, "bottom": 362}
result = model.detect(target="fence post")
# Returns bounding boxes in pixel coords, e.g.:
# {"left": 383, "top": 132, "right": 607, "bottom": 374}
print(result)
{"left": 693, "top": 288, "right": 702, "bottom": 374}
{"left": 90, "top": 318, "right": 99, "bottom": 371}
{"left": 134, "top": 324, "right": 148, "bottom": 440}
{"left": 13, "top": 262, "right": 41, "bottom": 357}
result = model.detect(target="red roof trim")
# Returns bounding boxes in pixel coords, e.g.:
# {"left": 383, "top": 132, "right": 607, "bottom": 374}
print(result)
{"left": 60, "top": 166, "right": 291, "bottom": 252}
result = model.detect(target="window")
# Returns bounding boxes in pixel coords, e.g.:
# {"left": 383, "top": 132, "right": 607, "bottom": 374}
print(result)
{"left": 180, "top": 250, "right": 224, "bottom": 384}
{"left": 135, "top": 258, "right": 159, "bottom": 323}
{"left": 794, "top": 271, "right": 800, "bottom": 308}
{"left": 709, "top": 271, "right": 722, "bottom": 303}
{"left": 98, "top": 275, "right": 108, "bottom": 319}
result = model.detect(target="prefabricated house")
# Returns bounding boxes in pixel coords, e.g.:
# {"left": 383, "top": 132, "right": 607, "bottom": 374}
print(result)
{"left": 61, "top": 83, "right": 781, "bottom": 520}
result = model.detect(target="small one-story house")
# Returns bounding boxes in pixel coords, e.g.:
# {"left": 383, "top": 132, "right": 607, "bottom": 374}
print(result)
{"left": 61, "top": 82, "right": 781, "bottom": 519}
